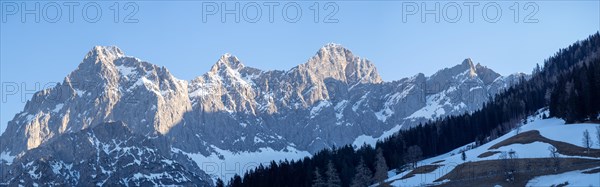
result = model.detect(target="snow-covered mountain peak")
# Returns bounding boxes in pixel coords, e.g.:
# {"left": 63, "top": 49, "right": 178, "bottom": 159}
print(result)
{"left": 0, "top": 45, "right": 194, "bottom": 153}
{"left": 66, "top": 46, "right": 125, "bottom": 88}
{"left": 299, "top": 43, "right": 382, "bottom": 85}
{"left": 71, "top": 46, "right": 132, "bottom": 85}
{"left": 315, "top": 43, "right": 351, "bottom": 61}
{"left": 84, "top": 46, "right": 124, "bottom": 63}
{"left": 69, "top": 46, "right": 165, "bottom": 89}
{"left": 210, "top": 53, "right": 245, "bottom": 73}
{"left": 429, "top": 58, "right": 500, "bottom": 84}
{"left": 321, "top": 42, "right": 344, "bottom": 50}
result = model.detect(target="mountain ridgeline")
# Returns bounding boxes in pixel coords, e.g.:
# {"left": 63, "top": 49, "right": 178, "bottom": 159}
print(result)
{"left": 0, "top": 42, "right": 541, "bottom": 185}
{"left": 228, "top": 33, "right": 600, "bottom": 187}
{"left": 1, "top": 44, "right": 519, "bottom": 154}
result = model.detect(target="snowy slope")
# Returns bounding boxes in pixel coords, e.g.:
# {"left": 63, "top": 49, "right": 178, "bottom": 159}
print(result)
{"left": 172, "top": 146, "right": 310, "bottom": 182}
{"left": 526, "top": 167, "right": 600, "bottom": 186}
{"left": 383, "top": 109, "right": 600, "bottom": 186}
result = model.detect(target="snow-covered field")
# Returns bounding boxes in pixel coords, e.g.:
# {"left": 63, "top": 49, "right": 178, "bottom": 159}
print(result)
{"left": 384, "top": 109, "right": 600, "bottom": 186}
{"left": 352, "top": 124, "right": 404, "bottom": 148}
{"left": 527, "top": 167, "right": 600, "bottom": 187}
{"left": 173, "top": 145, "right": 311, "bottom": 182}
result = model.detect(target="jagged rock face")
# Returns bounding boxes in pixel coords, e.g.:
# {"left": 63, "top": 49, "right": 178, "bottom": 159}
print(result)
{"left": 293, "top": 43, "right": 382, "bottom": 104}
{"left": 189, "top": 54, "right": 260, "bottom": 114}
{"left": 0, "top": 44, "right": 528, "bottom": 168}
{"left": 404, "top": 58, "right": 527, "bottom": 120}
{"left": 1, "top": 122, "right": 212, "bottom": 186}
{"left": 0, "top": 46, "right": 191, "bottom": 154}
{"left": 303, "top": 43, "right": 382, "bottom": 85}
{"left": 171, "top": 46, "right": 527, "bottom": 154}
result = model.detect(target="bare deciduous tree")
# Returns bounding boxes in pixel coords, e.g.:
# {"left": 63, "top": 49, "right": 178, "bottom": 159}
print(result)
{"left": 499, "top": 149, "right": 519, "bottom": 183}
{"left": 583, "top": 129, "right": 592, "bottom": 153}
{"left": 548, "top": 145, "right": 560, "bottom": 172}
{"left": 405, "top": 145, "right": 422, "bottom": 169}
{"left": 595, "top": 126, "right": 600, "bottom": 148}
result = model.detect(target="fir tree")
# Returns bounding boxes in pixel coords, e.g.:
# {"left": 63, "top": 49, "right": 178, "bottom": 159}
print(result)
{"left": 325, "top": 161, "right": 342, "bottom": 187}
{"left": 215, "top": 178, "right": 225, "bottom": 187}
{"left": 313, "top": 167, "right": 327, "bottom": 187}
{"left": 350, "top": 158, "right": 373, "bottom": 187}
{"left": 228, "top": 175, "right": 242, "bottom": 187}
{"left": 373, "top": 148, "right": 388, "bottom": 183}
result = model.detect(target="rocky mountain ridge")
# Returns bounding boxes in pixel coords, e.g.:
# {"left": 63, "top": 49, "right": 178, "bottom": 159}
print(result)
{"left": 0, "top": 44, "right": 527, "bottom": 182}
{"left": 1, "top": 121, "right": 212, "bottom": 186}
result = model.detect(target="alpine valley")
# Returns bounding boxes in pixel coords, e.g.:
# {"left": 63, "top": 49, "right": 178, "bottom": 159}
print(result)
{"left": 2, "top": 43, "right": 531, "bottom": 186}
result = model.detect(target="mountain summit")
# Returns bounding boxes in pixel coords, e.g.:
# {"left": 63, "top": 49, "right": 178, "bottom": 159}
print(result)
{"left": 85, "top": 46, "right": 124, "bottom": 62}
{"left": 210, "top": 53, "right": 245, "bottom": 72}
{"left": 299, "top": 43, "right": 383, "bottom": 85}
{"left": 462, "top": 58, "right": 478, "bottom": 77}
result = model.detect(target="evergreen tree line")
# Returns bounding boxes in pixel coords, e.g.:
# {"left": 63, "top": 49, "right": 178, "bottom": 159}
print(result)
{"left": 226, "top": 32, "right": 600, "bottom": 187}
{"left": 549, "top": 57, "right": 600, "bottom": 123}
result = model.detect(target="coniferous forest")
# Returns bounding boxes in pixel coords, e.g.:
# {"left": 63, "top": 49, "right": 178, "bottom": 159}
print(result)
{"left": 225, "top": 33, "right": 600, "bottom": 187}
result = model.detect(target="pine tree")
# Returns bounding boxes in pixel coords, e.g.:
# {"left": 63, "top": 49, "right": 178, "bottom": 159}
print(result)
{"left": 325, "top": 161, "right": 341, "bottom": 187}
{"left": 228, "top": 175, "right": 242, "bottom": 187}
{"left": 313, "top": 167, "right": 327, "bottom": 187}
{"left": 350, "top": 158, "right": 373, "bottom": 187}
{"left": 215, "top": 178, "right": 225, "bottom": 187}
{"left": 461, "top": 150, "right": 466, "bottom": 162}
{"left": 534, "top": 63, "right": 542, "bottom": 75}
{"left": 373, "top": 148, "right": 388, "bottom": 183}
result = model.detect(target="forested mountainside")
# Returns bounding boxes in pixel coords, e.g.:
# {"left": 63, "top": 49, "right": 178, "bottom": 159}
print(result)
{"left": 227, "top": 32, "right": 600, "bottom": 187}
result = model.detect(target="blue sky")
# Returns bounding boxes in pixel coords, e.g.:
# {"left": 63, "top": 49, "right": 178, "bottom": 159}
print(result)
{"left": 1, "top": 1, "right": 599, "bottom": 133}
